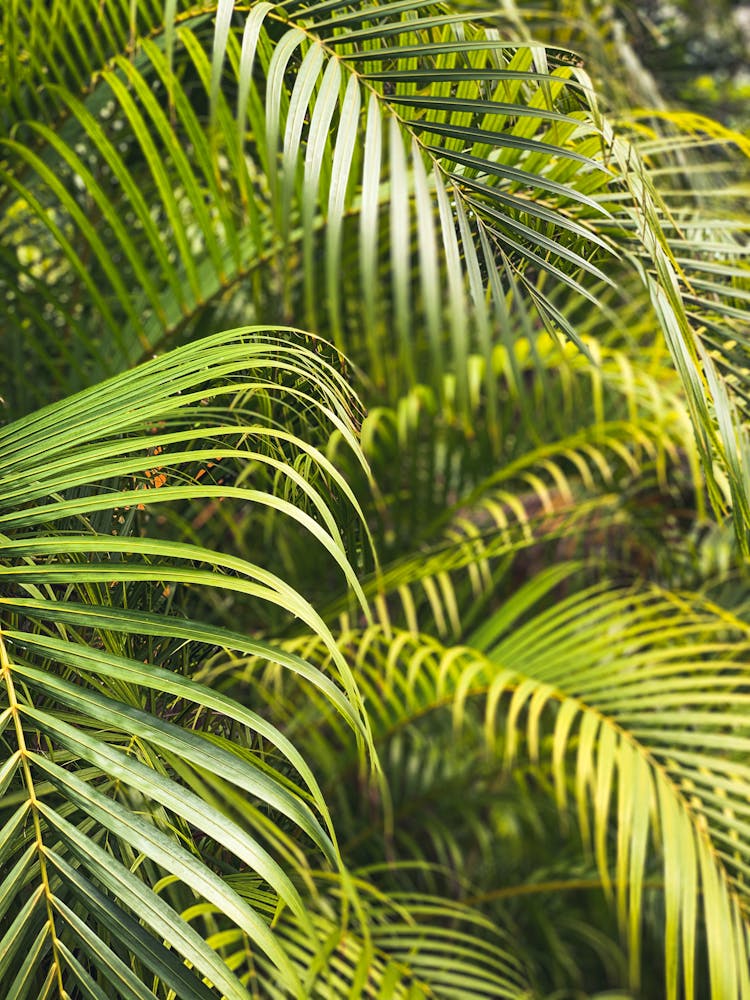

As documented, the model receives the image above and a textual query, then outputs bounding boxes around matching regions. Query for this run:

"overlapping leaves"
[3,1,750,997]
[0,329,375,1000]
[243,572,750,999]
[3,0,748,541]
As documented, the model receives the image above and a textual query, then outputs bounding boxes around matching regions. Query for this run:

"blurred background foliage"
[622,0,750,129]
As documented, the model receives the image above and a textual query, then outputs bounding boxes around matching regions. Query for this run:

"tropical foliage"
[1,0,749,997]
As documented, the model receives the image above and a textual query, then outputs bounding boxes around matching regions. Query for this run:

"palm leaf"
[323,329,703,639]
[4,0,748,540]
[239,572,750,997]
[0,327,374,999]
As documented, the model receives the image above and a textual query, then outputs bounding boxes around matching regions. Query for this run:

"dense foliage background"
[1,1,749,997]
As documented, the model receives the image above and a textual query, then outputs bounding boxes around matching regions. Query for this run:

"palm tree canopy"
[1,1,750,998]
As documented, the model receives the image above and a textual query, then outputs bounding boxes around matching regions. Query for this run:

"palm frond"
[0,327,375,999]
[4,2,750,996]
[322,330,704,639]
[234,573,750,998]
[4,0,747,537]
[189,869,536,998]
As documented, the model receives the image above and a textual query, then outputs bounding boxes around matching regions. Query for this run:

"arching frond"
[229,575,750,998]
[322,332,704,639]
[0,327,375,999]
[231,874,535,998]
[3,0,748,538]
[4,2,750,997]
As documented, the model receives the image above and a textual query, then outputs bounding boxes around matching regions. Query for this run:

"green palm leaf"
[242,573,750,998]
[4,0,748,539]
[0,327,374,999]
[4,2,750,996]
